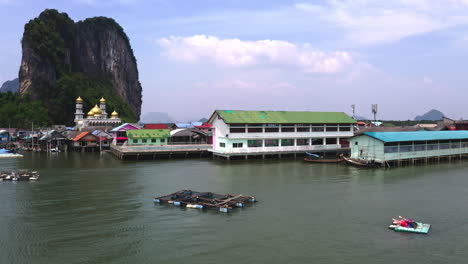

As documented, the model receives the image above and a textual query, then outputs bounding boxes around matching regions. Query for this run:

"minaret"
[99,97,107,117]
[75,96,84,121]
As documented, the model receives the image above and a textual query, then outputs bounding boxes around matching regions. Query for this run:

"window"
[355,142,358,145]
[233,143,243,148]
[265,127,279,132]
[151,139,156,143]
[326,138,337,145]
[265,124,279,132]
[230,127,245,133]
[247,125,263,133]
[384,146,399,153]
[427,143,438,151]
[439,143,450,150]
[326,126,338,132]
[311,138,323,145]
[399,145,413,152]
[296,127,310,132]
[219,142,226,148]
[265,139,279,147]
[160,138,165,143]
[133,139,138,144]
[248,140,263,147]
[311,126,324,132]
[281,139,294,146]
[281,126,295,132]
[296,138,309,146]
[414,145,426,151]
[339,126,351,131]
[451,141,461,149]
[142,139,147,143]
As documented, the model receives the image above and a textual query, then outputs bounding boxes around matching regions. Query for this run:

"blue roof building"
[349,131,468,163]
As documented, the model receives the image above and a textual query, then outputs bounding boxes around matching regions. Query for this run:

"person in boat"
[393,216,418,228]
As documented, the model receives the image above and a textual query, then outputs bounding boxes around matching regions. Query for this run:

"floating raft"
[389,222,431,234]
[153,190,257,213]
[0,170,40,181]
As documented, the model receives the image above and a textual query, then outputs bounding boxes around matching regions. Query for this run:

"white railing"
[112,144,212,153]
[212,144,342,154]
[225,132,353,139]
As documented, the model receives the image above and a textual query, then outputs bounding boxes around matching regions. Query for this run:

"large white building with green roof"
[207,110,356,159]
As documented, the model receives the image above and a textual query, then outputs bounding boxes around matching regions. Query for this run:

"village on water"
[2,96,468,169]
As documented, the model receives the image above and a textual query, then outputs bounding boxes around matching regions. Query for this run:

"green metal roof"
[363,131,468,143]
[215,110,356,124]
[126,129,170,139]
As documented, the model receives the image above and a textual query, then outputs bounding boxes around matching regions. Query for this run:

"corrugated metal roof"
[127,129,170,139]
[110,123,140,132]
[215,110,356,124]
[363,131,468,143]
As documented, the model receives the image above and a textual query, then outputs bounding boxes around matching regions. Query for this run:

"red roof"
[143,124,170,129]
[73,131,90,141]
[195,123,213,128]
[73,131,99,142]
[357,122,366,125]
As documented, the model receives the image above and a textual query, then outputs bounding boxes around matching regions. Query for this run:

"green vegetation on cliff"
[0,92,49,127]
[20,9,138,125]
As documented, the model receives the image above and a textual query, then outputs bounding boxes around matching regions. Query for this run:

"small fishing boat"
[343,156,380,168]
[304,153,344,163]
[0,148,23,158]
[389,222,431,234]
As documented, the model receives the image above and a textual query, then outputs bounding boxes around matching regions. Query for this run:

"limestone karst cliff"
[19,9,142,124]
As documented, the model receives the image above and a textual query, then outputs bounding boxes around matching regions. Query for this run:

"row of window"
[219,138,339,148]
[132,138,166,144]
[229,127,351,133]
[384,143,468,153]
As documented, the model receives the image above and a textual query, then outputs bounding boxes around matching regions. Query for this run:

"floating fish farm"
[153,190,257,213]
[0,170,40,181]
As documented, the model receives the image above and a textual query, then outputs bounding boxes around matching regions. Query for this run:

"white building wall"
[210,114,353,155]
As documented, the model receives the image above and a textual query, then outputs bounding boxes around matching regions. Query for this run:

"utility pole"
[351,104,356,119]
[371,104,378,121]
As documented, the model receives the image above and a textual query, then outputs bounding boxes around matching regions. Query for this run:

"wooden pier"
[153,190,257,213]
[110,144,212,160]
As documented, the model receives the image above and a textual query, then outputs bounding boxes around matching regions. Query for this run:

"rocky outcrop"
[0,78,19,93]
[19,9,142,124]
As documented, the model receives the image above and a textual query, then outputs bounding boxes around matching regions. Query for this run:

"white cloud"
[158,35,354,74]
[295,0,468,45]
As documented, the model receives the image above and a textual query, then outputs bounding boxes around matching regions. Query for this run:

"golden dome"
[111,110,119,117]
[76,96,83,103]
[91,104,102,115]
[99,97,106,103]
[87,110,94,116]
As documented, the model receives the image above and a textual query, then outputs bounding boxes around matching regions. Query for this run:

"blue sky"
[1,0,468,121]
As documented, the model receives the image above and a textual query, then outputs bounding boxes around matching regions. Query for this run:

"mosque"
[74,97,121,128]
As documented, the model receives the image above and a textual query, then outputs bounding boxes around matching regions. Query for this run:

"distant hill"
[140,112,175,123]
[0,78,19,93]
[415,109,444,121]
[198,118,208,123]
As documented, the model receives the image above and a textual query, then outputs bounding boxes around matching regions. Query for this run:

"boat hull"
[304,158,344,163]
[390,222,431,234]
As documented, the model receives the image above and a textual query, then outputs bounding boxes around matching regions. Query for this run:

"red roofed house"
[72,131,100,151]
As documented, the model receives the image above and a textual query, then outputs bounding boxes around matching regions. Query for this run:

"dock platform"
[111,144,212,160]
[153,189,257,213]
